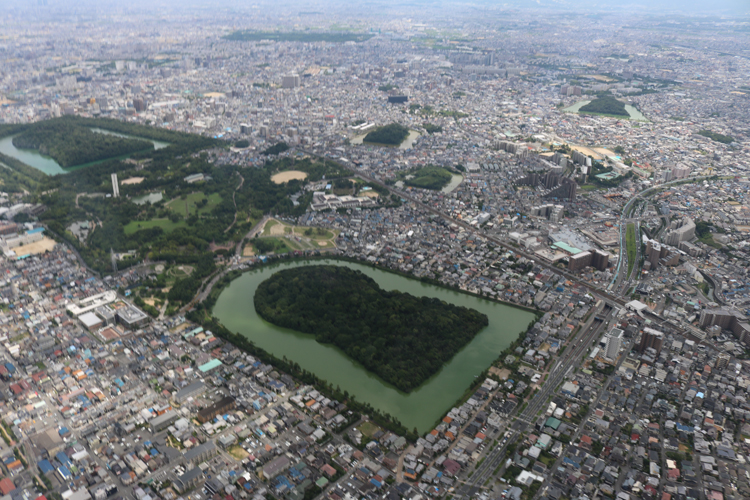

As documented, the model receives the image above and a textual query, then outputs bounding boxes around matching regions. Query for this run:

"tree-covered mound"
[12,119,154,167]
[698,130,734,144]
[400,165,454,190]
[579,97,629,117]
[254,265,489,392]
[363,123,409,146]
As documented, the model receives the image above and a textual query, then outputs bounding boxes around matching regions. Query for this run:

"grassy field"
[357,421,382,440]
[124,218,188,235]
[626,223,637,278]
[250,237,293,255]
[255,219,337,251]
[166,192,222,217]
[228,445,249,461]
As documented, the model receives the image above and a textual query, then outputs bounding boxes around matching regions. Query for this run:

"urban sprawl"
[0,5,750,500]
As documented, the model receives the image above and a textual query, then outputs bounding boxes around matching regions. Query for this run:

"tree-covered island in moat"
[12,119,154,168]
[254,265,489,392]
[578,97,630,117]
[362,123,410,146]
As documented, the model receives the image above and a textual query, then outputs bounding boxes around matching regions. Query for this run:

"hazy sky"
[1,0,748,16]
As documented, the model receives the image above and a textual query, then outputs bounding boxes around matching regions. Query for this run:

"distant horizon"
[0,0,748,16]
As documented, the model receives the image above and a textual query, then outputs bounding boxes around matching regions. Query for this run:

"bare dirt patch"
[271,170,308,184]
[13,237,57,256]
[270,223,286,236]
[489,366,512,380]
[209,242,234,252]
[121,177,145,185]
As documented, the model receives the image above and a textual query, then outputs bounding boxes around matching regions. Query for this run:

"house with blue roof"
[37,460,54,474]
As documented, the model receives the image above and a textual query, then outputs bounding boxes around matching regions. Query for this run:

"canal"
[213,259,536,433]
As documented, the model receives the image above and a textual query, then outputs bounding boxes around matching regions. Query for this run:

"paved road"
[235,214,270,258]
[531,333,635,499]
[609,175,712,292]
[224,172,245,234]
[455,302,613,499]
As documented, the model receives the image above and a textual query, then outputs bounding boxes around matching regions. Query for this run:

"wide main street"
[455,301,614,499]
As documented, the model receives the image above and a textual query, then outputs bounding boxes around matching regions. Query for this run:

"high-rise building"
[638,327,663,355]
[111,174,119,198]
[671,164,690,180]
[568,251,593,272]
[715,352,730,370]
[133,98,146,112]
[282,74,300,89]
[592,250,610,271]
[664,218,696,246]
[605,328,624,360]
[700,308,750,343]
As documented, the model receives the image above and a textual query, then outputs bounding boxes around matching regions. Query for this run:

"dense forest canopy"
[262,142,290,155]
[400,165,454,190]
[698,129,734,144]
[254,265,489,392]
[5,118,346,274]
[579,97,629,117]
[363,123,410,146]
[422,123,443,134]
[12,120,154,167]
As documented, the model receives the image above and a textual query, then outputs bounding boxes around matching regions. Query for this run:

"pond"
[441,173,463,193]
[213,260,536,432]
[0,128,169,175]
[132,192,164,205]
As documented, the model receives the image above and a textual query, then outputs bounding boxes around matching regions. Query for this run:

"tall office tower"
[111,174,120,198]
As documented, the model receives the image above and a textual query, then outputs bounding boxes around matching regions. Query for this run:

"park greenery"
[378,84,397,92]
[235,139,250,148]
[11,118,154,167]
[252,237,291,254]
[579,97,629,117]
[254,265,489,392]
[0,151,46,193]
[422,123,443,134]
[261,142,290,155]
[363,123,410,146]
[696,220,722,248]
[223,31,374,43]
[0,117,350,275]
[399,165,454,190]
[698,130,734,144]
[626,223,637,278]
